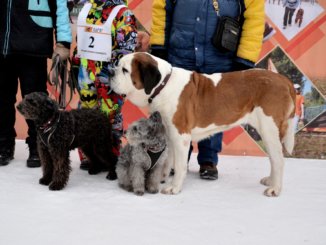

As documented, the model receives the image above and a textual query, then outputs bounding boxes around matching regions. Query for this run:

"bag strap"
[212,0,241,21]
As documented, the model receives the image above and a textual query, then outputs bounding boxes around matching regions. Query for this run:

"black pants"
[283,7,295,27]
[0,54,47,145]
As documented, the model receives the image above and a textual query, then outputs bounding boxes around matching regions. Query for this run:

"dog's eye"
[122,68,128,74]
[132,126,137,131]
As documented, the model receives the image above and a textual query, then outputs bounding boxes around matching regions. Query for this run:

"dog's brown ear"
[138,56,162,94]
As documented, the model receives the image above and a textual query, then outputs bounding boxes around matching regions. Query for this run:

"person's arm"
[235,0,265,68]
[282,0,286,7]
[51,0,72,61]
[150,0,175,60]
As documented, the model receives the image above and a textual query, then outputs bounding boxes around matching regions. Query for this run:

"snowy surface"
[265,1,324,40]
[0,140,326,245]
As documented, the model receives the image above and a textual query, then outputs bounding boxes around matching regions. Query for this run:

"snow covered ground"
[0,140,325,245]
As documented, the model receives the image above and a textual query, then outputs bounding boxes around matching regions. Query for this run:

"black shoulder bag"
[211,0,241,53]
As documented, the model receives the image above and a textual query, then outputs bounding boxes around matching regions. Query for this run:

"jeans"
[189,132,223,166]
[0,54,48,144]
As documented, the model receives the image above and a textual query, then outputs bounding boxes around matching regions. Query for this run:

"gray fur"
[116,111,168,196]
[17,92,117,191]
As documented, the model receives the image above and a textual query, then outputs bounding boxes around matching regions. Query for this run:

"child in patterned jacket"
[72,0,138,171]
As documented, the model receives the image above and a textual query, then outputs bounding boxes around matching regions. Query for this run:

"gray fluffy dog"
[17,92,117,191]
[116,111,169,196]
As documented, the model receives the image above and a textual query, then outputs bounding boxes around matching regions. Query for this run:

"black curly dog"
[17,92,117,190]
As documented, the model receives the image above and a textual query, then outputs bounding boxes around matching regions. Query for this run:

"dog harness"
[142,143,166,171]
[38,113,75,147]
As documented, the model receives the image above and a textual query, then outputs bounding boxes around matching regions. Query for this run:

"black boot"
[0,145,15,166]
[26,138,41,168]
[199,162,218,180]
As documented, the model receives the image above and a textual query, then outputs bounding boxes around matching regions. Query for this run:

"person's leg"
[77,67,98,170]
[18,55,48,167]
[293,115,299,131]
[197,132,223,180]
[288,8,295,25]
[283,7,290,28]
[0,55,18,166]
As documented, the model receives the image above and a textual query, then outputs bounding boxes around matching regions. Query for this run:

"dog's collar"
[148,68,172,104]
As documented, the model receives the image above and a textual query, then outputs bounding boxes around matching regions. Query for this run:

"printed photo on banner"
[244,45,326,159]
[265,0,324,40]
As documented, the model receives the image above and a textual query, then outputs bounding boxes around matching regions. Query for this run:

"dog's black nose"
[16,103,22,111]
[108,68,115,77]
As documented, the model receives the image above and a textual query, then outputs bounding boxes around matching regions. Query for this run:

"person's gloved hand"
[151,48,168,61]
[52,43,70,62]
[233,61,252,71]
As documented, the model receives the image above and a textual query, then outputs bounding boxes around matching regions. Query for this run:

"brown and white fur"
[110,52,296,197]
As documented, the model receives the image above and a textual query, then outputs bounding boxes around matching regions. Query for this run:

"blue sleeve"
[55,0,72,44]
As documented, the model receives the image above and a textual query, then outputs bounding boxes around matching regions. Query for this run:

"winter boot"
[26,138,41,168]
[0,145,15,166]
[199,162,218,180]
[78,148,90,171]
[0,139,15,166]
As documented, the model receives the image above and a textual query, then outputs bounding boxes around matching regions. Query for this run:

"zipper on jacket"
[3,0,13,56]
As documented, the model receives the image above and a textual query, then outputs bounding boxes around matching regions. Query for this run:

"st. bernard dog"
[110,52,296,197]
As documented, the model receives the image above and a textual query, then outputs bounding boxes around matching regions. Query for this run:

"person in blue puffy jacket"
[138,0,265,180]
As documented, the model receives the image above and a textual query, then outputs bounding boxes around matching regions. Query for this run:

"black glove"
[233,61,252,71]
[151,48,168,61]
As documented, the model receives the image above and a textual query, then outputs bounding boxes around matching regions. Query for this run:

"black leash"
[47,55,79,110]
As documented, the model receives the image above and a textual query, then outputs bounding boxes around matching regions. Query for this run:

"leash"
[47,55,80,110]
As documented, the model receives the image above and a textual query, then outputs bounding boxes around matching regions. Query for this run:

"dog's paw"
[134,190,145,196]
[88,168,101,175]
[161,185,181,195]
[147,187,159,194]
[260,176,272,186]
[49,182,65,191]
[39,177,51,186]
[120,184,133,192]
[106,172,117,180]
[264,186,281,197]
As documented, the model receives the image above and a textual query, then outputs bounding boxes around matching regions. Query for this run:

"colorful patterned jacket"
[0,0,72,57]
[72,0,137,155]
[150,0,265,73]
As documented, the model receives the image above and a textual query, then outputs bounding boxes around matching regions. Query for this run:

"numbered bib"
[77,3,125,61]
